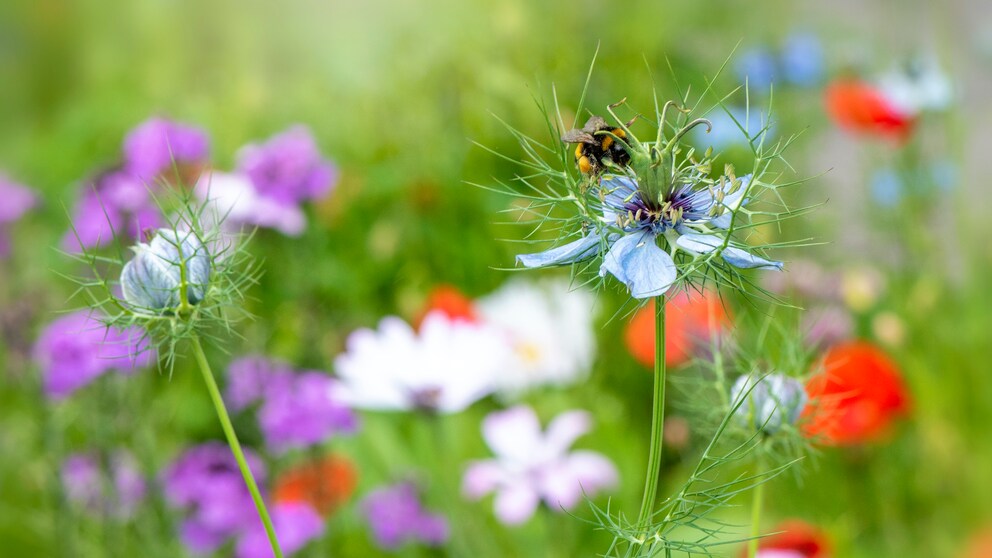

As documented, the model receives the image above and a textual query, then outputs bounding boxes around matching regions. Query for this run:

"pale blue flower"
[516,174,782,299]
[870,168,903,207]
[691,107,774,153]
[121,229,211,310]
[730,373,807,434]
[781,33,824,87]
[735,48,778,92]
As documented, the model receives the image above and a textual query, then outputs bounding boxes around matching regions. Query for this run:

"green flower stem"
[636,294,666,529]
[191,335,283,558]
[747,462,766,558]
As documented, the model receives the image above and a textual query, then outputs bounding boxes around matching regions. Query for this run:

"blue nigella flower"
[735,48,778,92]
[870,168,903,208]
[516,174,783,299]
[780,33,825,87]
[692,107,775,153]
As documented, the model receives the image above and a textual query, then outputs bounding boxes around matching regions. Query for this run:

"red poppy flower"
[742,519,831,558]
[803,341,911,445]
[624,290,731,368]
[272,455,358,516]
[413,284,478,328]
[824,79,915,140]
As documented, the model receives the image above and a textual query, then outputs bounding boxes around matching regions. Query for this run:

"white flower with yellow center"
[477,279,596,396]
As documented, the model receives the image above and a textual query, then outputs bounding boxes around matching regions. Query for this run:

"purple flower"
[34,311,154,400]
[235,502,324,558]
[362,483,449,550]
[258,372,358,453]
[62,451,147,519]
[226,356,358,453]
[462,406,618,525]
[236,125,337,206]
[225,356,295,412]
[62,172,165,252]
[123,118,209,180]
[194,171,307,237]
[162,443,266,553]
[0,173,38,258]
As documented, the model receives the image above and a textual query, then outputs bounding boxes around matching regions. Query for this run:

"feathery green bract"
[60,187,261,374]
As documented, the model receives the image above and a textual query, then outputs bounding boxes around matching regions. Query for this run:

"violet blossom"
[63,117,208,252]
[194,126,337,237]
[122,117,209,180]
[33,311,154,400]
[234,502,324,558]
[0,173,37,258]
[62,451,147,519]
[225,356,358,453]
[362,483,449,550]
[162,443,267,553]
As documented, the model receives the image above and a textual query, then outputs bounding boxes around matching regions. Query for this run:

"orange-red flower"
[624,290,731,368]
[963,526,992,558]
[272,455,358,516]
[803,341,910,445]
[824,79,915,140]
[413,285,478,329]
[743,519,831,558]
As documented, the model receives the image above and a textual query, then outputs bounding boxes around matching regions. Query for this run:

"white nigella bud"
[730,373,807,435]
[121,229,211,311]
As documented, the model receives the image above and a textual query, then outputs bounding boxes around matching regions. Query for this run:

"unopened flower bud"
[121,229,210,310]
[730,373,807,435]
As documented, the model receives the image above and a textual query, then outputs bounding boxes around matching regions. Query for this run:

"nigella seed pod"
[730,373,808,435]
[121,229,211,311]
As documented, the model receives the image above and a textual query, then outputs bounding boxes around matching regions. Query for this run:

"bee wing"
[582,115,608,132]
[561,129,596,144]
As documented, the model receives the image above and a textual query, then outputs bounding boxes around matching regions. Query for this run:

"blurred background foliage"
[2,0,992,557]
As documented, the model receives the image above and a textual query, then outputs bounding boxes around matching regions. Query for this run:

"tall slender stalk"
[636,295,667,529]
[747,469,765,558]
[191,335,283,558]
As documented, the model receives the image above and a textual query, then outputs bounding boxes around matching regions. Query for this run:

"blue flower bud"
[729,373,807,435]
[121,229,211,311]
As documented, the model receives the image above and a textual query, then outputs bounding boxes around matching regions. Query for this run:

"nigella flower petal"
[516,232,600,268]
[676,233,783,270]
[601,175,638,203]
[121,248,180,309]
[599,231,676,299]
[708,213,733,229]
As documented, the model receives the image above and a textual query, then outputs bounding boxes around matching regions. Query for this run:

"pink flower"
[0,173,38,258]
[122,117,209,180]
[463,406,618,525]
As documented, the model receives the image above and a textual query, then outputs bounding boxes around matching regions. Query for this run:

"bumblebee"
[561,116,631,174]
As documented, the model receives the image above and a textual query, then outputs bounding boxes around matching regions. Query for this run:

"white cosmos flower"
[476,279,596,396]
[333,312,512,413]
